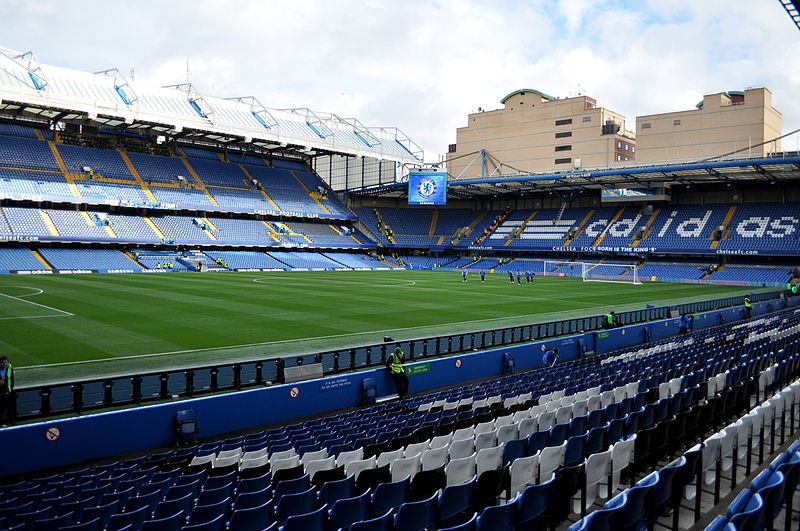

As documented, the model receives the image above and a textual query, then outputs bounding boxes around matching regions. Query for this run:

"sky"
[1,0,799,163]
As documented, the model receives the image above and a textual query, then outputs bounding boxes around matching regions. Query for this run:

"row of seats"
[567,337,800,530]
[1,310,798,529]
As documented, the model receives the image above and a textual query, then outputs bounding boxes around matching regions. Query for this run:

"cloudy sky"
[1,0,799,162]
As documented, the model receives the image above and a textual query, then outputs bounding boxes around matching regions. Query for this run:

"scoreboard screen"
[408,172,447,205]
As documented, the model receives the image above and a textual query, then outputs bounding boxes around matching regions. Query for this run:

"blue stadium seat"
[371,476,410,517]
[440,511,477,531]
[475,497,516,531]
[438,476,477,528]
[181,512,225,531]
[58,517,103,531]
[282,504,329,531]
[105,505,149,531]
[329,490,371,530]
[516,475,555,529]
[349,508,394,531]
[227,500,273,531]
[395,492,438,531]
[274,486,317,525]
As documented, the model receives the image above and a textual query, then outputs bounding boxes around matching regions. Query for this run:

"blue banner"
[408,172,447,205]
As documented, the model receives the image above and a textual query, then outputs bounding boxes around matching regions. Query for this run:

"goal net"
[581,262,641,284]
[542,261,583,277]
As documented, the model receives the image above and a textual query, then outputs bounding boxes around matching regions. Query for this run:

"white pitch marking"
[0,291,74,317]
[252,277,417,287]
[9,287,44,298]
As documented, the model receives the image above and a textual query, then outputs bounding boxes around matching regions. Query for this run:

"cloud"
[0,0,797,162]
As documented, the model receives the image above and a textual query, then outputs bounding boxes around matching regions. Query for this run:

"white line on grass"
[252,277,417,287]
[0,287,46,298]
[0,291,73,319]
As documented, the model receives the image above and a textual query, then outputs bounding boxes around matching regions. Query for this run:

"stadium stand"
[57,144,136,180]
[0,136,59,171]
[0,169,73,197]
[38,249,139,270]
[267,251,346,270]
[128,152,196,185]
[3,305,800,530]
[0,248,49,271]
[203,250,290,270]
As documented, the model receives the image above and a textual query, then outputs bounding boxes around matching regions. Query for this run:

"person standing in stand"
[0,356,14,428]
[744,295,753,318]
[679,313,692,334]
[386,347,409,399]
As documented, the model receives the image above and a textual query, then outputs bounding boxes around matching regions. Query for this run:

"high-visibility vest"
[793,285,799,294]
[1,363,11,392]
[744,297,752,309]
[389,352,404,374]
[606,314,614,325]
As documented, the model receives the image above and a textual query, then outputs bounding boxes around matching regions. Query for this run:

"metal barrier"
[10,290,782,422]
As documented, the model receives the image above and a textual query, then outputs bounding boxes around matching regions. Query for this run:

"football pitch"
[0,270,760,386]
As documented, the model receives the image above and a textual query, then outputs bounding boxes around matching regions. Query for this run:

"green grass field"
[0,271,760,386]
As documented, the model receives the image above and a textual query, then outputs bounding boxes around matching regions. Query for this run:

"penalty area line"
[0,291,73,318]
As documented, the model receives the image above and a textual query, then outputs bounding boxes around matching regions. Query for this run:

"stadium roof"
[0,45,422,163]
[347,155,800,199]
[779,0,800,30]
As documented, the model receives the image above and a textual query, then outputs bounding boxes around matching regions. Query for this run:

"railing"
[9,290,783,422]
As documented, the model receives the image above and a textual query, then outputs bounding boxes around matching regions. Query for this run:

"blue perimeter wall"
[2,296,798,478]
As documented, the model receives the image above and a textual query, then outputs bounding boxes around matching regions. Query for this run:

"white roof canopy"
[0,45,422,163]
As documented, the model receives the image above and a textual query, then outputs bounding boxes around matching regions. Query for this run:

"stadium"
[1,2,800,530]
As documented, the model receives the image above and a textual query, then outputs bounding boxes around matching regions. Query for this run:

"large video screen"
[408,172,447,205]
[601,186,670,203]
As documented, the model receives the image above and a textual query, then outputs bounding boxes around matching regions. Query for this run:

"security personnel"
[792,283,799,296]
[744,295,753,318]
[603,311,617,329]
[386,347,409,399]
[0,356,14,427]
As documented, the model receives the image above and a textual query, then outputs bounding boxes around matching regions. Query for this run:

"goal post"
[581,262,641,284]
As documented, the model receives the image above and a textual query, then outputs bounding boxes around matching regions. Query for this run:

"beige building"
[446,89,636,179]
[635,88,782,163]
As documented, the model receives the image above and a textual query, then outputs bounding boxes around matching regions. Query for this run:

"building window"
[617,155,622,161]
[555,145,572,152]
[582,116,591,122]
[617,142,622,148]
[555,131,572,138]
[555,118,573,126]
[624,144,629,150]
[554,157,572,164]
[632,146,635,152]
[641,123,651,129]
[673,119,681,125]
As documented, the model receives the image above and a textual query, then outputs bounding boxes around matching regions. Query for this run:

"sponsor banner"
[103,270,136,274]
[57,270,94,274]
[141,269,168,273]
[16,270,54,275]
[406,363,432,376]
[0,234,40,242]
[0,193,355,221]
